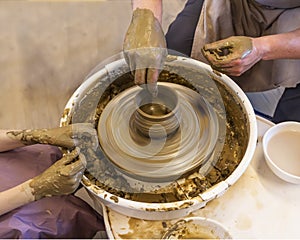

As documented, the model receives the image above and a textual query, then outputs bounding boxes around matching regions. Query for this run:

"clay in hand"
[29,147,86,200]
[6,123,98,150]
[202,36,257,76]
[123,8,167,95]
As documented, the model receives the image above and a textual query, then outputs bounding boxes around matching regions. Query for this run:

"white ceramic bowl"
[263,121,300,184]
[162,216,232,239]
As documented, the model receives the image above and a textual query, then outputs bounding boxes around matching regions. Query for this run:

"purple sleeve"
[0,144,105,238]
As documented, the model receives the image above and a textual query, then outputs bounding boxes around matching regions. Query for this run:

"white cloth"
[191,0,300,92]
[246,87,285,117]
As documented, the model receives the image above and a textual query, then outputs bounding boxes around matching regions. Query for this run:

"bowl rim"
[262,121,300,183]
[162,216,232,239]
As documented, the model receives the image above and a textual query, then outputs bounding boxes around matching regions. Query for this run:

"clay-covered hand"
[30,147,86,200]
[202,36,261,76]
[123,8,167,95]
[6,123,98,150]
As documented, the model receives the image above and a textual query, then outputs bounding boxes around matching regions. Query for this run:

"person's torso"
[254,0,300,8]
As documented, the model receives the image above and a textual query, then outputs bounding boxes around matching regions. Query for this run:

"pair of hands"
[7,123,97,200]
[123,8,261,81]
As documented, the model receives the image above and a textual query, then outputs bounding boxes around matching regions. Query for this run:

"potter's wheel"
[62,55,257,219]
[98,82,219,181]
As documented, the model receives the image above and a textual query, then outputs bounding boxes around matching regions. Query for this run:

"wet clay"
[161,219,220,239]
[123,8,166,53]
[62,63,249,203]
[202,36,253,66]
[123,8,167,93]
[29,148,86,200]
[123,8,167,69]
[97,82,218,182]
[7,123,98,150]
[6,129,49,146]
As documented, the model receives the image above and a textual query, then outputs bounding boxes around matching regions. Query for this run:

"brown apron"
[191,0,300,92]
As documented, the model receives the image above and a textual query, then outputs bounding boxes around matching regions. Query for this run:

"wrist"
[132,8,158,26]
[132,0,162,23]
[252,37,269,60]
[23,179,35,201]
[30,174,49,200]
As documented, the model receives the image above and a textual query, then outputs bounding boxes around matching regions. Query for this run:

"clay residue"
[119,217,169,239]
[64,67,249,203]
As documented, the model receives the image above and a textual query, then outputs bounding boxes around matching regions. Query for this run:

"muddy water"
[267,131,300,176]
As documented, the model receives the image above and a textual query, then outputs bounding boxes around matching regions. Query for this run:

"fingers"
[134,68,147,85]
[55,152,86,194]
[202,40,231,61]
[70,123,98,149]
[62,171,84,195]
[146,68,159,97]
[203,39,230,52]
[134,68,159,97]
[124,46,166,95]
[59,152,86,177]
[71,153,87,175]
[202,37,249,66]
[211,59,254,76]
[202,47,236,66]
[60,147,80,165]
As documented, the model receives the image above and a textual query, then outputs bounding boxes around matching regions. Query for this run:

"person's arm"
[0,148,86,216]
[255,28,300,60]
[0,123,98,153]
[0,130,26,152]
[202,28,300,76]
[0,180,34,215]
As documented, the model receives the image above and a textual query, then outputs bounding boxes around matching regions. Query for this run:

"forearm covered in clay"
[3,123,98,152]
[0,130,26,152]
[132,0,162,23]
